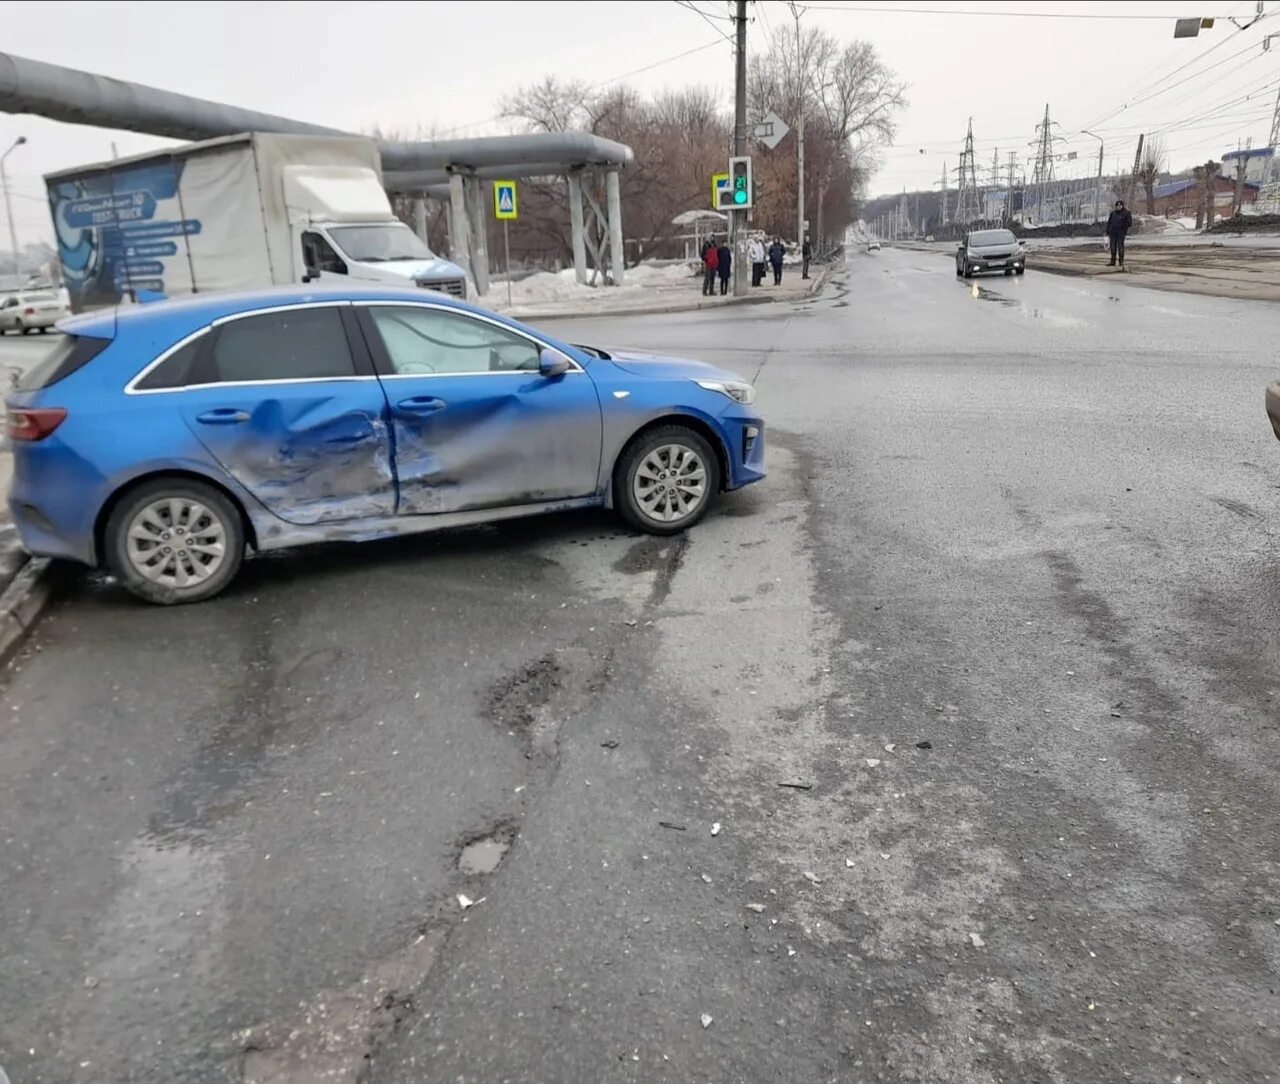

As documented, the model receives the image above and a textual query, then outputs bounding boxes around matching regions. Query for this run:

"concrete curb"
[0,556,58,669]
[503,265,835,322]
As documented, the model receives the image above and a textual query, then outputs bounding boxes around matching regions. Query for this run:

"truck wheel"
[105,477,245,605]
[615,426,720,536]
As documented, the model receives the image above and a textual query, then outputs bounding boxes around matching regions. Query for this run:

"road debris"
[700,1013,713,1029]
[969,932,986,948]
[659,821,687,831]
[916,740,932,750]
[711,822,722,836]
[865,758,881,768]
[803,871,822,884]
[601,738,620,749]
[777,780,814,791]
[458,894,486,910]
[701,873,713,884]
[845,858,855,868]
[746,903,766,913]
[787,946,796,957]
[884,743,896,752]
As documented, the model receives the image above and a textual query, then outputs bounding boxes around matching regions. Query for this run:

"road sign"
[753,111,790,151]
[711,171,730,209]
[493,180,518,220]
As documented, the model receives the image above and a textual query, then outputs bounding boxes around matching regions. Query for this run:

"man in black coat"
[1105,200,1133,269]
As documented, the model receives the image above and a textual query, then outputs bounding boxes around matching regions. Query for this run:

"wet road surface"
[2,249,1279,1082]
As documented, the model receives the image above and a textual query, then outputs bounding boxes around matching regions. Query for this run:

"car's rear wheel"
[1015,266,1025,275]
[615,425,720,536]
[1004,268,1013,276]
[105,477,245,605]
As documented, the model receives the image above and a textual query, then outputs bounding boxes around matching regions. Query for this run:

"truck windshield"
[328,224,434,263]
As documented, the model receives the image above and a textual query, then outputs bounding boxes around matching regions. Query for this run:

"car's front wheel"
[1015,266,1025,275]
[962,265,973,278]
[615,425,720,536]
[105,477,245,604]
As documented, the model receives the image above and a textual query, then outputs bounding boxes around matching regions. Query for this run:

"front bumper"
[970,256,1024,272]
[1266,382,1280,440]
[720,411,766,490]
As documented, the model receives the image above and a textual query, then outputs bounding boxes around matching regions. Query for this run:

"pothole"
[458,836,510,875]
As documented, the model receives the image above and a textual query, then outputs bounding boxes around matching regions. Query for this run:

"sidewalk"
[491,262,831,321]
[1029,242,1280,301]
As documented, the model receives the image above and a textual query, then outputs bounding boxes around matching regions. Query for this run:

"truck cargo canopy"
[283,166,396,225]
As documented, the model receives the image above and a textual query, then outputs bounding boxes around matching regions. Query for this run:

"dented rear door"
[355,303,602,515]
[175,304,395,526]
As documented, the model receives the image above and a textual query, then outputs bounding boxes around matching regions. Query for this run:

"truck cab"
[285,166,467,299]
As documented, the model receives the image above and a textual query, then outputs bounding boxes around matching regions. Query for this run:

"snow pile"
[492,261,698,313]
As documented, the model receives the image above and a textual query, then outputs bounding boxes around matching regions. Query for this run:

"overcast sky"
[1,0,1275,244]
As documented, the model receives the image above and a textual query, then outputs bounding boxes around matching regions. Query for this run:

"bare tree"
[1137,134,1166,215]
[1202,159,1221,228]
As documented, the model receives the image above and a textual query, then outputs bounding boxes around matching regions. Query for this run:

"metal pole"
[504,219,512,308]
[792,2,805,251]
[605,168,625,287]
[464,176,490,296]
[412,196,428,242]
[1,136,25,290]
[567,171,587,285]
[732,0,748,297]
[447,171,471,282]
[1082,130,1103,223]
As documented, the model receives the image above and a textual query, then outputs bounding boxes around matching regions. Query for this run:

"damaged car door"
[354,303,602,515]
[170,304,395,525]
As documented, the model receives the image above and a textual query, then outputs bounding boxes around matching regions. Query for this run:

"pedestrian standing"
[768,237,785,286]
[716,239,732,296]
[702,239,719,296]
[801,236,812,279]
[748,236,766,287]
[1105,200,1132,269]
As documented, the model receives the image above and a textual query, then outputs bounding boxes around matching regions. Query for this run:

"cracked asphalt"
[2,248,1280,1083]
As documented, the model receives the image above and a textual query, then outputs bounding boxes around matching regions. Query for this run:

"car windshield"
[969,230,1016,247]
[328,224,434,263]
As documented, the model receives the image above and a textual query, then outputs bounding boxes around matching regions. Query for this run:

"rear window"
[134,336,205,391]
[17,335,111,391]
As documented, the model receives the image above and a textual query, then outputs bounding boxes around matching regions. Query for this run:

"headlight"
[696,379,755,405]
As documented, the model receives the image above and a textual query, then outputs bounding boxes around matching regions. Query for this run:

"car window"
[209,307,355,384]
[302,231,346,275]
[21,293,56,303]
[368,306,542,376]
[18,334,112,390]
[134,336,206,391]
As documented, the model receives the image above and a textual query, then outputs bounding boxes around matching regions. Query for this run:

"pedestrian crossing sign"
[494,180,518,220]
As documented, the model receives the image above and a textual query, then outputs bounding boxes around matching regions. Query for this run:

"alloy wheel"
[632,443,708,524]
[125,497,228,588]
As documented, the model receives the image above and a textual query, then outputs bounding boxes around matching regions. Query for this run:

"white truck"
[45,132,467,312]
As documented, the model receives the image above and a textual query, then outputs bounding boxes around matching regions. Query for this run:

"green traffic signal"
[734,189,747,205]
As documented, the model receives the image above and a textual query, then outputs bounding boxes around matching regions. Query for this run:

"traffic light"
[716,157,752,210]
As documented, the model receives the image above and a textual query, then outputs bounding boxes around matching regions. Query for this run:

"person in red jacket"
[702,239,719,296]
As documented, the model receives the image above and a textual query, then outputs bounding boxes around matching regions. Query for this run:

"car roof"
[61,284,489,339]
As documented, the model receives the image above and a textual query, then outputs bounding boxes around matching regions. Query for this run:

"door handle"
[396,395,447,414]
[195,408,250,425]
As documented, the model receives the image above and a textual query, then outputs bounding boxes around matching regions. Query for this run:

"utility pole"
[732,0,748,295]
[938,161,948,225]
[1,136,26,290]
[955,118,980,224]
[1005,152,1018,224]
[1082,130,1103,222]
[789,1,806,250]
[1030,104,1061,224]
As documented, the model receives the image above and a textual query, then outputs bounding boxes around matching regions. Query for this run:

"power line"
[801,3,1237,19]
[674,0,736,41]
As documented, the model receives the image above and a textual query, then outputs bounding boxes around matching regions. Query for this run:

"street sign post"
[493,180,518,306]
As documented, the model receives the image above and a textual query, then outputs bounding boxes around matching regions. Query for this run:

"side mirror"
[539,348,572,378]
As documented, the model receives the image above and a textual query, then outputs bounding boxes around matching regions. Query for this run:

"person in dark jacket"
[801,236,812,279]
[702,239,719,296]
[768,238,785,285]
[716,240,732,295]
[1105,200,1132,268]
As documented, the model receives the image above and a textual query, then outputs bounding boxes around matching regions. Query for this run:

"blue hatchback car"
[6,286,765,604]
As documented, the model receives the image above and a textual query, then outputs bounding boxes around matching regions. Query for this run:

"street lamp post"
[1082,130,1104,223]
[1,136,28,289]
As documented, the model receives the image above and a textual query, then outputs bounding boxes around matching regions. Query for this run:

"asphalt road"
[2,251,1280,1083]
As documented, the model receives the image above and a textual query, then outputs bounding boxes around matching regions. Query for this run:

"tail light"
[7,408,67,442]
[22,307,35,316]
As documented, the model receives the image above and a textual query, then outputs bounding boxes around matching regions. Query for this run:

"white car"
[0,291,68,335]
[867,241,882,252]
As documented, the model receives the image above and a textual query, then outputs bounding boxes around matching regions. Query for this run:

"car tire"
[19,326,31,335]
[614,425,721,537]
[38,326,48,333]
[105,477,245,605]
[1004,269,1013,276]
[955,263,963,277]
[1015,267,1025,276]
[962,265,973,278]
